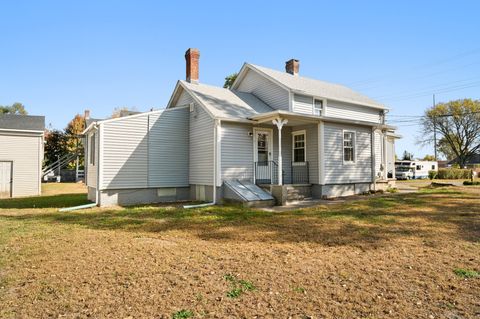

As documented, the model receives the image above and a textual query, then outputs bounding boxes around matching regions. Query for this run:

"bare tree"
[421,99,480,167]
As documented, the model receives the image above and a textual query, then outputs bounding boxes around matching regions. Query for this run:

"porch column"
[272,118,288,185]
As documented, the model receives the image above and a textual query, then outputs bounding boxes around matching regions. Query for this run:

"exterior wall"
[87,186,96,202]
[291,124,318,184]
[189,104,215,186]
[327,100,382,124]
[237,69,290,110]
[293,94,314,114]
[0,132,43,197]
[102,115,149,189]
[148,109,189,187]
[221,122,254,181]
[86,130,98,188]
[323,123,372,184]
[386,137,395,178]
[99,187,190,206]
[175,89,195,106]
[271,125,292,184]
[321,183,371,198]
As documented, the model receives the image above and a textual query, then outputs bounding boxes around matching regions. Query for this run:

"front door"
[254,129,273,184]
[0,161,12,198]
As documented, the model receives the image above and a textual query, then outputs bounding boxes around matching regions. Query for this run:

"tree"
[402,150,414,160]
[111,106,137,118]
[422,155,436,161]
[0,102,27,115]
[223,73,238,89]
[421,99,480,167]
[64,114,86,168]
[437,136,457,161]
[44,129,68,166]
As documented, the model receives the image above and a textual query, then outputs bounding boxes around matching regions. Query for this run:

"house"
[0,114,45,198]
[448,150,480,168]
[83,48,398,206]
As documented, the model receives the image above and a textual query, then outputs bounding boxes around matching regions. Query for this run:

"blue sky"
[1,1,479,158]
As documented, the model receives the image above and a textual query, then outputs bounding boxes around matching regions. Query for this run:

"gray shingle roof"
[246,63,386,109]
[0,114,45,131]
[180,80,274,119]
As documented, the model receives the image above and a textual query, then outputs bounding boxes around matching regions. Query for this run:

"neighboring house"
[0,114,45,198]
[83,48,398,206]
[448,151,480,168]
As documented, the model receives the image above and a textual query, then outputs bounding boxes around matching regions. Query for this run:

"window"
[343,131,355,163]
[314,99,323,116]
[431,165,436,170]
[90,134,96,165]
[292,131,306,162]
[416,165,421,170]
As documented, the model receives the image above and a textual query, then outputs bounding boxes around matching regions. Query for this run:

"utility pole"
[433,94,437,161]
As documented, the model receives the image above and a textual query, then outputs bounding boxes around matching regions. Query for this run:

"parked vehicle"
[395,160,438,179]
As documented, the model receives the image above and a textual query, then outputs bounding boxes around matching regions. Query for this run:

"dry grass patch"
[0,186,479,318]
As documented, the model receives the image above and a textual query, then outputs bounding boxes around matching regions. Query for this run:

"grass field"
[0,183,479,318]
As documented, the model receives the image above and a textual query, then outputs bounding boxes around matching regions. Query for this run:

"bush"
[428,170,438,180]
[436,168,472,179]
[463,180,480,186]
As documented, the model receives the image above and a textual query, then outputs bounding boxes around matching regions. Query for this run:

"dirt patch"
[0,187,479,318]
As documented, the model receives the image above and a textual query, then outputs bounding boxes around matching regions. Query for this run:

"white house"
[83,48,397,206]
[0,114,45,198]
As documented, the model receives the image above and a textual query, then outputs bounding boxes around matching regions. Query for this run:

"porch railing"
[291,161,309,184]
[255,161,310,184]
[254,161,282,185]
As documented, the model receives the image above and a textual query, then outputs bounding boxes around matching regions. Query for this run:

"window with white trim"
[292,131,306,163]
[343,131,355,163]
[314,99,323,116]
[90,134,96,165]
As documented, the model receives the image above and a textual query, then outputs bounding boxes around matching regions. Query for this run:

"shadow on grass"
[0,193,89,209]
[0,188,478,247]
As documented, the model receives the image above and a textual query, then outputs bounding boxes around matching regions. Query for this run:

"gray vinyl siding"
[148,108,189,187]
[324,123,372,184]
[0,132,42,197]
[237,69,290,110]
[374,131,382,177]
[327,100,382,123]
[293,94,313,115]
[100,108,190,189]
[291,124,318,184]
[190,104,215,185]
[175,89,195,106]
[102,116,149,189]
[271,126,292,184]
[86,131,98,188]
[221,122,254,181]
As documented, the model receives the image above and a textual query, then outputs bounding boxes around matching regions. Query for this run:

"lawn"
[0,184,479,318]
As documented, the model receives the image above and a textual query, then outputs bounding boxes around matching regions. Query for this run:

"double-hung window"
[314,99,323,116]
[293,131,306,163]
[343,131,355,163]
[90,134,96,165]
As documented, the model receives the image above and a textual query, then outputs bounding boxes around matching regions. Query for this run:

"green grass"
[453,268,480,278]
[0,193,88,209]
[172,309,194,319]
[223,274,256,298]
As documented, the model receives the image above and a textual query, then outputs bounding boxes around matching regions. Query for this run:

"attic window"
[314,99,323,116]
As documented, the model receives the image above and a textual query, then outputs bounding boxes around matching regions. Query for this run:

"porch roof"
[248,110,396,130]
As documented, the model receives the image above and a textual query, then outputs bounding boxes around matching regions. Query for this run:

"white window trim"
[313,97,327,116]
[342,130,356,165]
[292,129,307,163]
[253,127,273,163]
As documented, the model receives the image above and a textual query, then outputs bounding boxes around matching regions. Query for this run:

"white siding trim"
[318,122,325,184]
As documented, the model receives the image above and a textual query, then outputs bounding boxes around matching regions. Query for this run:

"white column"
[272,118,288,185]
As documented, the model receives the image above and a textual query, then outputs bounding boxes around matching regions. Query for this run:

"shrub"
[428,170,438,180]
[436,168,472,179]
[463,180,480,186]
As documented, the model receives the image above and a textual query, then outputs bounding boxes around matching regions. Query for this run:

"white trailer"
[395,160,438,179]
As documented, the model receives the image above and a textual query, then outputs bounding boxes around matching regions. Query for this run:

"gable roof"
[172,80,274,120]
[0,114,45,132]
[235,63,386,110]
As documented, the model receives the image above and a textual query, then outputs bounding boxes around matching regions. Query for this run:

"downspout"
[95,124,101,206]
[184,119,219,209]
[371,127,377,192]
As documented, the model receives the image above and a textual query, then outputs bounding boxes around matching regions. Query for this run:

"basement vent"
[157,188,176,197]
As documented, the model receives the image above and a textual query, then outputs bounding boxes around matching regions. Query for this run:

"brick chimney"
[185,48,200,83]
[285,59,299,76]
[84,109,90,120]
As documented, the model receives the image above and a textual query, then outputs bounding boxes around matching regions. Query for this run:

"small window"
[416,165,421,170]
[292,131,306,162]
[90,134,96,165]
[314,99,323,116]
[431,165,435,170]
[343,131,355,163]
